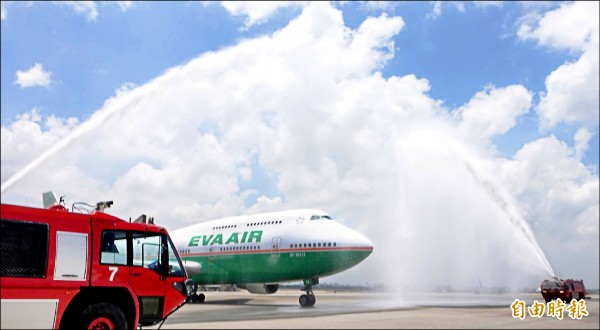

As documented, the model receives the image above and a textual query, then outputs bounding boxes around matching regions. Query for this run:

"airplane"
[169,209,374,307]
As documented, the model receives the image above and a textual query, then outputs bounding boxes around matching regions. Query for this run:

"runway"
[156,290,599,329]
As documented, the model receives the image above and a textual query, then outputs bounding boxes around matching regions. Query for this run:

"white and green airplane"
[170,209,374,307]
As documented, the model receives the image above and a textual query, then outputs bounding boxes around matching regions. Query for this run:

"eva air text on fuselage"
[188,230,263,247]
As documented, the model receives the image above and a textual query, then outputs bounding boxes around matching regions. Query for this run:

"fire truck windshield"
[166,237,185,277]
[541,279,562,290]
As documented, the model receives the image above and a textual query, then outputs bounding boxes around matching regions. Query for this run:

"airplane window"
[333,243,337,247]
[328,243,331,247]
[322,215,331,220]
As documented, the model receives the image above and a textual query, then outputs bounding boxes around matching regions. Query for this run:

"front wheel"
[77,302,128,330]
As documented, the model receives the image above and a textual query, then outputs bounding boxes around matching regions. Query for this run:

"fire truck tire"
[78,302,128,330]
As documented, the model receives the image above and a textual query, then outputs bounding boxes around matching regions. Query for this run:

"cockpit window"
[310,215,332,220]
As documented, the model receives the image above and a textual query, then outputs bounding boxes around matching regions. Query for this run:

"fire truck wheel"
[78,302,128,330]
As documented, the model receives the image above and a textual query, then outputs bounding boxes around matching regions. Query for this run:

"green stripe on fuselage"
[183,249,371,284]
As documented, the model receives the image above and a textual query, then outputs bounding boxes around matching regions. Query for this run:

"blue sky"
[1,2,598,289]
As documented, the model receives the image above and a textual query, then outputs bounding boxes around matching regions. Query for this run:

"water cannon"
[95,201,114,212]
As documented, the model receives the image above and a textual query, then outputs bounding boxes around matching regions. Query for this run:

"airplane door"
[271,237,281,256]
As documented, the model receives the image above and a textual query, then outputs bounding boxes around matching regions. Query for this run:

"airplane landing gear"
[299,277,319,307]
[190,292,205,303]
[299,291,316,307]
[188,284,206,303]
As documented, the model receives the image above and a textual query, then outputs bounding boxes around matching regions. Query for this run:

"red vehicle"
[0,194,190,329]
[540,277,587,302]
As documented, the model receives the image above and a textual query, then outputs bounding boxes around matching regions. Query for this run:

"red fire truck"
[540,277,587,302]
[0,194,190,329]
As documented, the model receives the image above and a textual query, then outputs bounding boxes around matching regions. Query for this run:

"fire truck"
[540,277,587,302]
[0,193,190,329]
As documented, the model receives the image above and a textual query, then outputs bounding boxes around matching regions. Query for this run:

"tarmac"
[156,289,599,329]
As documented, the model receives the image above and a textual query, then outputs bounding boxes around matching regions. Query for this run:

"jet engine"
[239,283,279,294]
[182,260,202,277]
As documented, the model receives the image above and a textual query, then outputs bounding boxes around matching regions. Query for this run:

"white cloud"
[1,108,79,185]
[14,63,52,88]
[427,1,465,19]
[427,1,442,19]
[220,1,309,29]
[55,1,99,22]
[116,1,133,12]
[517,1,599,130]
[2,2,596,290]
[574,127,593,162]
[455,84,532,140]
[517,1,599,52]
[537,47,599,130]
[473,1,503,8]
[114,82,138,97]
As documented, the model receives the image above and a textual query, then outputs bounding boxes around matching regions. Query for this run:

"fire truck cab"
[0,196,190,329]
[540,277,587,303]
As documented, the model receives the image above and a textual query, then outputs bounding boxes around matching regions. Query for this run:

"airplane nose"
[357,232,374,253]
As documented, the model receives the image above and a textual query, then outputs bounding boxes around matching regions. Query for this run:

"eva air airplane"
[170,209,374,307]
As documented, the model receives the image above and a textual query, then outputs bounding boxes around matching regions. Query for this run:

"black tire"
[308,294,316,307]
[299,294,309,307]
[77,302,128,330]
[190,293,206,303]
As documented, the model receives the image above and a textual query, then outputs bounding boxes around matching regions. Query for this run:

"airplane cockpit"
[309,215,332,220]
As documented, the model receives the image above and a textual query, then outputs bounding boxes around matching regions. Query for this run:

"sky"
[1,1,598,290]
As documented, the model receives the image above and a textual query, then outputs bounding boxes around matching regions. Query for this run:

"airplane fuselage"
[170,209,373,285]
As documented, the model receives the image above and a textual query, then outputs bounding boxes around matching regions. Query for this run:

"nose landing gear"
[299,277,319,307]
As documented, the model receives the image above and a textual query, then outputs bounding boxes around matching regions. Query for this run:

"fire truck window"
[0,220,48,278]
[100,231,127,265]
[132,233,162,269]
